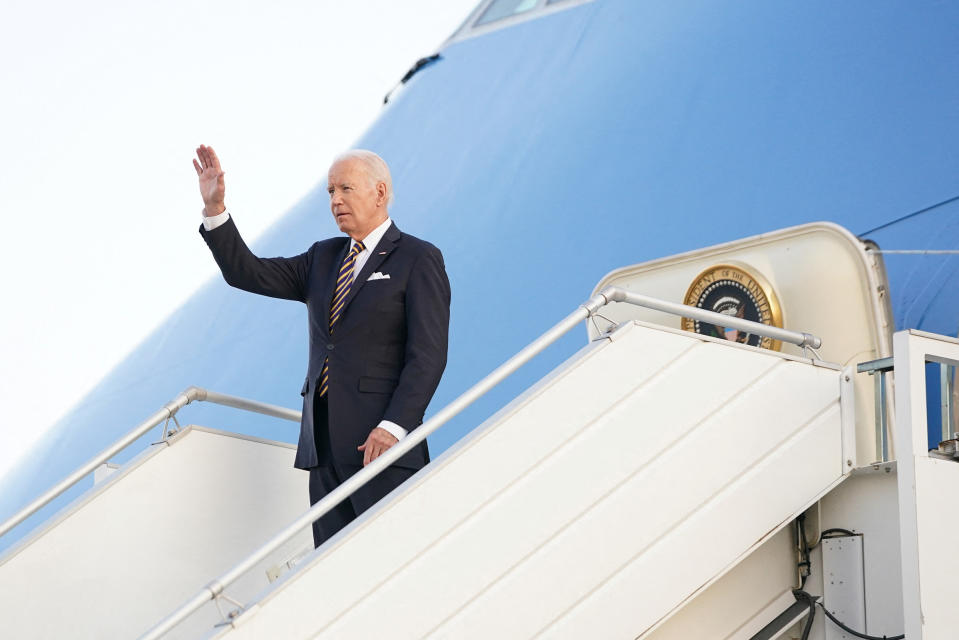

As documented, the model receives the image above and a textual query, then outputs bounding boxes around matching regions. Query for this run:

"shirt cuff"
[202,210,231,231]
[377,420,408,441]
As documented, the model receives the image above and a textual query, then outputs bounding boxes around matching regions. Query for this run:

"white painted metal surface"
[894,330,959,640]
[643,527,799,640]
[210,321,847,640]
[0,386,300,543]
[812,464,904,640]
[655,454,906,640]
[592,222,892,465]
[822,536,866,640]
[0,427,312,640]
[647,453,909,640]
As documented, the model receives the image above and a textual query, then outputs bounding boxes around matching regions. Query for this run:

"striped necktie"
[318,240,365,397]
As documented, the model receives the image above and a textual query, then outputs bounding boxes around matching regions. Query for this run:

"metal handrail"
[0,387,300,540]
[139,286,822,639]
[603,288,822,350]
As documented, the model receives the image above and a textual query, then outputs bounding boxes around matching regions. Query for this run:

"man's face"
[327,158,387,241]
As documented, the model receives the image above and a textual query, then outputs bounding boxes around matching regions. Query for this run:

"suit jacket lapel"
[337,222,400,321]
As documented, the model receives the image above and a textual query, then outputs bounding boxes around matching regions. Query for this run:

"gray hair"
[332,149,394,206]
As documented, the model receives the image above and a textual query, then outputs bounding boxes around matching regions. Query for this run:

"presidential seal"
[681,263,783,351]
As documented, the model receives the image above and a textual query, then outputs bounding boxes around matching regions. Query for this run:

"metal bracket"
[857,357,894,462]
[840,367,857,471]
[802,344,823,362]
[588,311,618,338]
[159,414,182,441]
[939,362,957,445]
[212,592,246,627]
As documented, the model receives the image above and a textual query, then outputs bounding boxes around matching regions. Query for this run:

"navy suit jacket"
[200,217,450,471]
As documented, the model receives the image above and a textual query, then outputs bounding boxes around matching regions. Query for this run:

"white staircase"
[0,427,313,640]
[211,321,850,639]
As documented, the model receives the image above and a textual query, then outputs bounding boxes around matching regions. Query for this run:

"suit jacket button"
[327,343,335,350]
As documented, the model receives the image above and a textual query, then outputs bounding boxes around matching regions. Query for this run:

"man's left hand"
[358,427,399,466]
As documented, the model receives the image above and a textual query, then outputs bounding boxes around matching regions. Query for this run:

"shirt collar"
[352,217,392,254]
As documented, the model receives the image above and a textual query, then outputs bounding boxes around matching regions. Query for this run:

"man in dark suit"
[193,145,450,547]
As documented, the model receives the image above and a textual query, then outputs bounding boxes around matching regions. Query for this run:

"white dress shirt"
[202,211,408,441]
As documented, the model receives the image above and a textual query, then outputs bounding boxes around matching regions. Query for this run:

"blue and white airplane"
[1,1,956,638]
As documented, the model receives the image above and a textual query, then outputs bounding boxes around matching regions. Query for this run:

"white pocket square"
[368,272,391,281]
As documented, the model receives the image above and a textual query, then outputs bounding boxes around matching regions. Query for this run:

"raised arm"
[193,144,308,302]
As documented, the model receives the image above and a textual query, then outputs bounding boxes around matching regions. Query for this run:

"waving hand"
[193,144,226,216]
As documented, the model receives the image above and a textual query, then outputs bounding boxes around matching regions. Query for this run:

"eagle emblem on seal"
[681,263,783,351]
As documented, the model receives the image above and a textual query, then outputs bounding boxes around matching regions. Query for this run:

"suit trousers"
[309,394,417,548]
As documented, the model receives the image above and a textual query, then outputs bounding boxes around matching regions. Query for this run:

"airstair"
[206,319,849,640]
[0,420,314,640]
[0,285,849,640]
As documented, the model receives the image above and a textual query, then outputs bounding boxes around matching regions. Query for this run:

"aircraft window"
[449,0,594,43]
[476,0,539,26]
